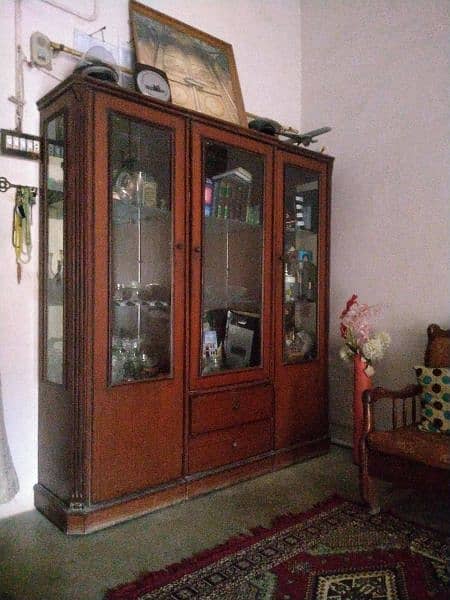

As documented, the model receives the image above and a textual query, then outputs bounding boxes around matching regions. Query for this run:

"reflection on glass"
[46,115,65,384]
[201,140,264,375]
[109,114,172,384]
[283,165,319,363]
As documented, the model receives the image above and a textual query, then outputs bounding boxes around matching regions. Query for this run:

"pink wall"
[301,0,450,442]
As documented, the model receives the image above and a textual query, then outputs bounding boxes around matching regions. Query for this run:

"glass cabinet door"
[201,141,265,376]
[201,141,264,376]
[109,114,173,385]
[282,165,320,363]
[44,113,65,384]
[190,123,273,388]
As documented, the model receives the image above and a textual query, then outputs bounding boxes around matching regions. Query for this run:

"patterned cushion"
[367,425,450,469]
[414,366,450,434]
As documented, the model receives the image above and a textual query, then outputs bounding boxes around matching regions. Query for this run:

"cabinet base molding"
[186,455,274,498]
[273,437,330,470]
[34,482,188,535]
[34,439,329,535]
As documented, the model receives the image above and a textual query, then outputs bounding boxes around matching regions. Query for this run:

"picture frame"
[129,1,247,126]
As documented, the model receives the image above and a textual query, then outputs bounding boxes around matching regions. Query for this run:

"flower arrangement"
[339,294,390,376]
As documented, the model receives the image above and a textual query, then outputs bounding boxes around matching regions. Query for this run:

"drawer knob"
[232,401,240,411]
[232,441,238,448]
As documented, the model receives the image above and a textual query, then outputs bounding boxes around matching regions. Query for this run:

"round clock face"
[136,69,171,101]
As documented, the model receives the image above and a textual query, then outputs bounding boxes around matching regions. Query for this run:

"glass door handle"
[174,242,184,250]
[193,246,201,253]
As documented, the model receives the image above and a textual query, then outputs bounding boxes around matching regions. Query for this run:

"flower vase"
[353,354,372,465]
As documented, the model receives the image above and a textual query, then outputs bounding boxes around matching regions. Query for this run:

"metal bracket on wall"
[0,176,37,196]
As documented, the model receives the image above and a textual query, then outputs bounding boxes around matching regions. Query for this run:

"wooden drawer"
[190,384,273,435]
[187,419,272,474]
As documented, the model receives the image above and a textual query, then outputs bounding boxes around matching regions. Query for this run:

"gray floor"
[0,445,447,600]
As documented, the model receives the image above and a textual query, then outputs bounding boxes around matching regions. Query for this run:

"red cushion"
[367,425,450,469]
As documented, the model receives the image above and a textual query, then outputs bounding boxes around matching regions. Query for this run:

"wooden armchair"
[360,324,450,513]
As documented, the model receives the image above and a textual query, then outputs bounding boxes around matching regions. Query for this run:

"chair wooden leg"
[359,441,380,514]
[361,474,380,514]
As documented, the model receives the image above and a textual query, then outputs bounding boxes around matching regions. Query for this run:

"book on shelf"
[211,166,252,184]
[209,166,255,222]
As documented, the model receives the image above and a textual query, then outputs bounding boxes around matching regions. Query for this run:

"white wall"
[301,0,450,442]
[0,0,302,517]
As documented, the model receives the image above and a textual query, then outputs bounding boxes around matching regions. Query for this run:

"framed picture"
[130,1,247,126]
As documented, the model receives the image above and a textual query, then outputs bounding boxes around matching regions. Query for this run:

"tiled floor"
[0,445,447,600]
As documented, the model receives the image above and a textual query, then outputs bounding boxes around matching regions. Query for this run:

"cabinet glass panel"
[201,140,264,375]
[45,114,65,384]
[109,114,172,384]
[283,165,319,363]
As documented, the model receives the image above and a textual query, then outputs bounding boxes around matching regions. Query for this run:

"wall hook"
[0,176,37,195]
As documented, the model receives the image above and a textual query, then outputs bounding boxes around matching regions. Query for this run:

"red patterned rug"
[105,496,449,599]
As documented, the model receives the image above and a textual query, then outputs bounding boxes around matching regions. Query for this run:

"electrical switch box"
[30,32,53,70]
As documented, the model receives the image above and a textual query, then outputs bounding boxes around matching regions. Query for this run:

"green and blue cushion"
[414,366,450,434]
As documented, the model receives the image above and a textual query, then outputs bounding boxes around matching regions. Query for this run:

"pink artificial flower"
[340,294,358,319]
[339,294,389,367]
[339,296,381,344]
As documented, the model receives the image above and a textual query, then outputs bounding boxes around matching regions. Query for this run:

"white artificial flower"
[378,331,391,349]
[362,335,385,361]
[339,345,353,362]
[364,364,375,377]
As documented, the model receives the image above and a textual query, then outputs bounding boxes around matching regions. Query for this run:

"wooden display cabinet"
[36,74,333,534]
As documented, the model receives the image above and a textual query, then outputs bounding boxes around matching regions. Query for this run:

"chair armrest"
[363,384,422,405]
[361,384,422,436]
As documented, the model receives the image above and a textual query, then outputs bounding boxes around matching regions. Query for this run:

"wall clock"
[135,64,171,102]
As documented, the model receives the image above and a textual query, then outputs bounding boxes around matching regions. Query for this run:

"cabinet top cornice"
[37,74,334,164]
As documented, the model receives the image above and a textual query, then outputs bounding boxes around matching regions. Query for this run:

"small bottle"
[204,178,213,217]
[285,266,295,302]
[142,174,158,208]
[296,261,303,298]
[306,279,315,302]
[246,200,252,224]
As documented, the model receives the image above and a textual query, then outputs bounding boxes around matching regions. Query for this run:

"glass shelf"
[203,215,262,233]
[112,201,171,225]
[113,299,170,311]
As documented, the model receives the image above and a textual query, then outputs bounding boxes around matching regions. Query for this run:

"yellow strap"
[12,188,32,265]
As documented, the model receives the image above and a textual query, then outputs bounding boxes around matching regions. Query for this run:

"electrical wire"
[34,64,64,82]
[9,0,25,131]
[39,0,97,22]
